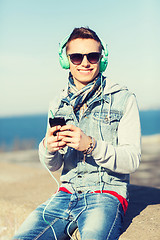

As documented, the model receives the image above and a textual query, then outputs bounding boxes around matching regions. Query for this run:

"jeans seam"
[33,217,59,240]
[106,202,121,240]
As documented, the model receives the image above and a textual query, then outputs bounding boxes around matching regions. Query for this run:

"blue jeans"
[12,191,124,240]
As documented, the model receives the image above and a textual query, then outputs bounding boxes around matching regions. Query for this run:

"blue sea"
[0,110,160,151]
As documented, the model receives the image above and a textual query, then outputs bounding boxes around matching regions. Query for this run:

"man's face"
[67,38,101,90]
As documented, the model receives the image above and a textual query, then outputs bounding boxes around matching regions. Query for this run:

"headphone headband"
[59,35,108,72]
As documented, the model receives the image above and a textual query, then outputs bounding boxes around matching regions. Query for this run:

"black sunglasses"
[67,52,101,65]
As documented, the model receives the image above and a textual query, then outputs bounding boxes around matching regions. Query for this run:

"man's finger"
[60,124,76,132]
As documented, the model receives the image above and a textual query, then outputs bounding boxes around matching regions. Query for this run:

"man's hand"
[58,124,91,152]
[44,125,66,152]
[44,124,91,153]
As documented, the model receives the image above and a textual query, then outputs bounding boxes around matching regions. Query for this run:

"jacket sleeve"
[39,139,64,171]
[92,94,141,174]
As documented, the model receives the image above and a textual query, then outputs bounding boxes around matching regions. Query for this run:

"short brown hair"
[66,27,102,52]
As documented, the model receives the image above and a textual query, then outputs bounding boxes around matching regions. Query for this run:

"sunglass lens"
[70,54,83,65]
[88,53,100,64]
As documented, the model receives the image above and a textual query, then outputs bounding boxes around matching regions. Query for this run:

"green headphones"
[58,35,108,73]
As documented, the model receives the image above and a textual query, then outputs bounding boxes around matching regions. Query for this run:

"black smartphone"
[49,117,66,136]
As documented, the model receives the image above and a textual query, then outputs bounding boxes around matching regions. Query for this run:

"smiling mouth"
[78,69,93,72]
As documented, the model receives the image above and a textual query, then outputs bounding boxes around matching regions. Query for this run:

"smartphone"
[49,117,66,136]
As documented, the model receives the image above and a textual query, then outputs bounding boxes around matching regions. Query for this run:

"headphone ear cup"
[59,35,70,69]
[99,57,108,73]
[59,53,70,69]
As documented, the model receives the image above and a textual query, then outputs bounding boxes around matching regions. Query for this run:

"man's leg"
[12,191,77,240]
[76,193,124,240]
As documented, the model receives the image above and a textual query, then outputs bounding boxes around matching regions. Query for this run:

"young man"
[13,27,141,240]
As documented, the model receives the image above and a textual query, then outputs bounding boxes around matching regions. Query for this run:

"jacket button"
[78,191,82,194]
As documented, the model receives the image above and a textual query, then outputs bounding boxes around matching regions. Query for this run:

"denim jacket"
[39,78,141,199]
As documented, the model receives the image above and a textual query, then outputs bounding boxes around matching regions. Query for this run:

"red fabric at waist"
[58,187,128,215]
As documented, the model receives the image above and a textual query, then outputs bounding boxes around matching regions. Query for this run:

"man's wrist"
[82,136,96,155]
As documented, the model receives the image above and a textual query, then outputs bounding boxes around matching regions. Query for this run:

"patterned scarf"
[67,73,106,121]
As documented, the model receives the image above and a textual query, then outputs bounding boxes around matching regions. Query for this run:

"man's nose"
[81,55,90,67]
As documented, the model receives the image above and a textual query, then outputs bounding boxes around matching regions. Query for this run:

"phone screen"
[49,117,66,127]
[49,117,66,136]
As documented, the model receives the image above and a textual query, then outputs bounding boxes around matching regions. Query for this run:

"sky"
[0,0,160,117]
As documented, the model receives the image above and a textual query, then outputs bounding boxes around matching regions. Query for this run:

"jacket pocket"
[91,110,122,144]
[93,110,122,124]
